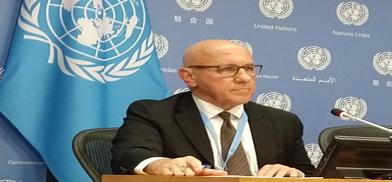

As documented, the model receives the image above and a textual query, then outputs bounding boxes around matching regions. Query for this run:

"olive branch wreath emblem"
[19,0,154,83]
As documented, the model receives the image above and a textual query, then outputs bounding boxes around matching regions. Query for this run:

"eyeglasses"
[187,64,263,78]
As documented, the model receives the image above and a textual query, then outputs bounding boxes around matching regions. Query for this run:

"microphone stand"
[340,112,392,141]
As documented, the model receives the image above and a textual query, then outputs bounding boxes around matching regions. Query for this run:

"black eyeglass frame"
[187,64,263,77]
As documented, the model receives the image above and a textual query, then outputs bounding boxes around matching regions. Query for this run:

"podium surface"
[102,175,386,182]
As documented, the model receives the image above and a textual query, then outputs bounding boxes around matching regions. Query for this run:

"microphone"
[330,108,392,134]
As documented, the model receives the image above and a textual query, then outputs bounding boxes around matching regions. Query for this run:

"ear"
[178,67,197,87]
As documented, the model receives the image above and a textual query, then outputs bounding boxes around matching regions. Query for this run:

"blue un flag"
[0,0,167,181]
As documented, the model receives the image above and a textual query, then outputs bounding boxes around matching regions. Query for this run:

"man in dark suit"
[111,39,314,177]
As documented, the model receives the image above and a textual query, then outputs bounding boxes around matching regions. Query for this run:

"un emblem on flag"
[19,0,155,83]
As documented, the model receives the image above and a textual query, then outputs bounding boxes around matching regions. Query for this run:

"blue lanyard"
[200,111,248,169]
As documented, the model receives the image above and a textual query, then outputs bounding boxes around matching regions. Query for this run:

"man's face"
[185,43,256,109]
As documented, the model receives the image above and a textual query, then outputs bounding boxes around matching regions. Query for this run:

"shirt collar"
[192,94,244,119]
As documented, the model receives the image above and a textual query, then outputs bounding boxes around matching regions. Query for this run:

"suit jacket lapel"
[245,103,277,168]
[174,93,214,166]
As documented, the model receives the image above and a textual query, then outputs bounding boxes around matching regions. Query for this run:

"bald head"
[178,39,256,109]
[182,39,251,67]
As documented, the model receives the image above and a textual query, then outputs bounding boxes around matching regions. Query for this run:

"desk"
[102,175,386,182]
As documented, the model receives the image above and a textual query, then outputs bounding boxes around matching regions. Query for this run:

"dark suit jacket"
[111,92,314,175]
